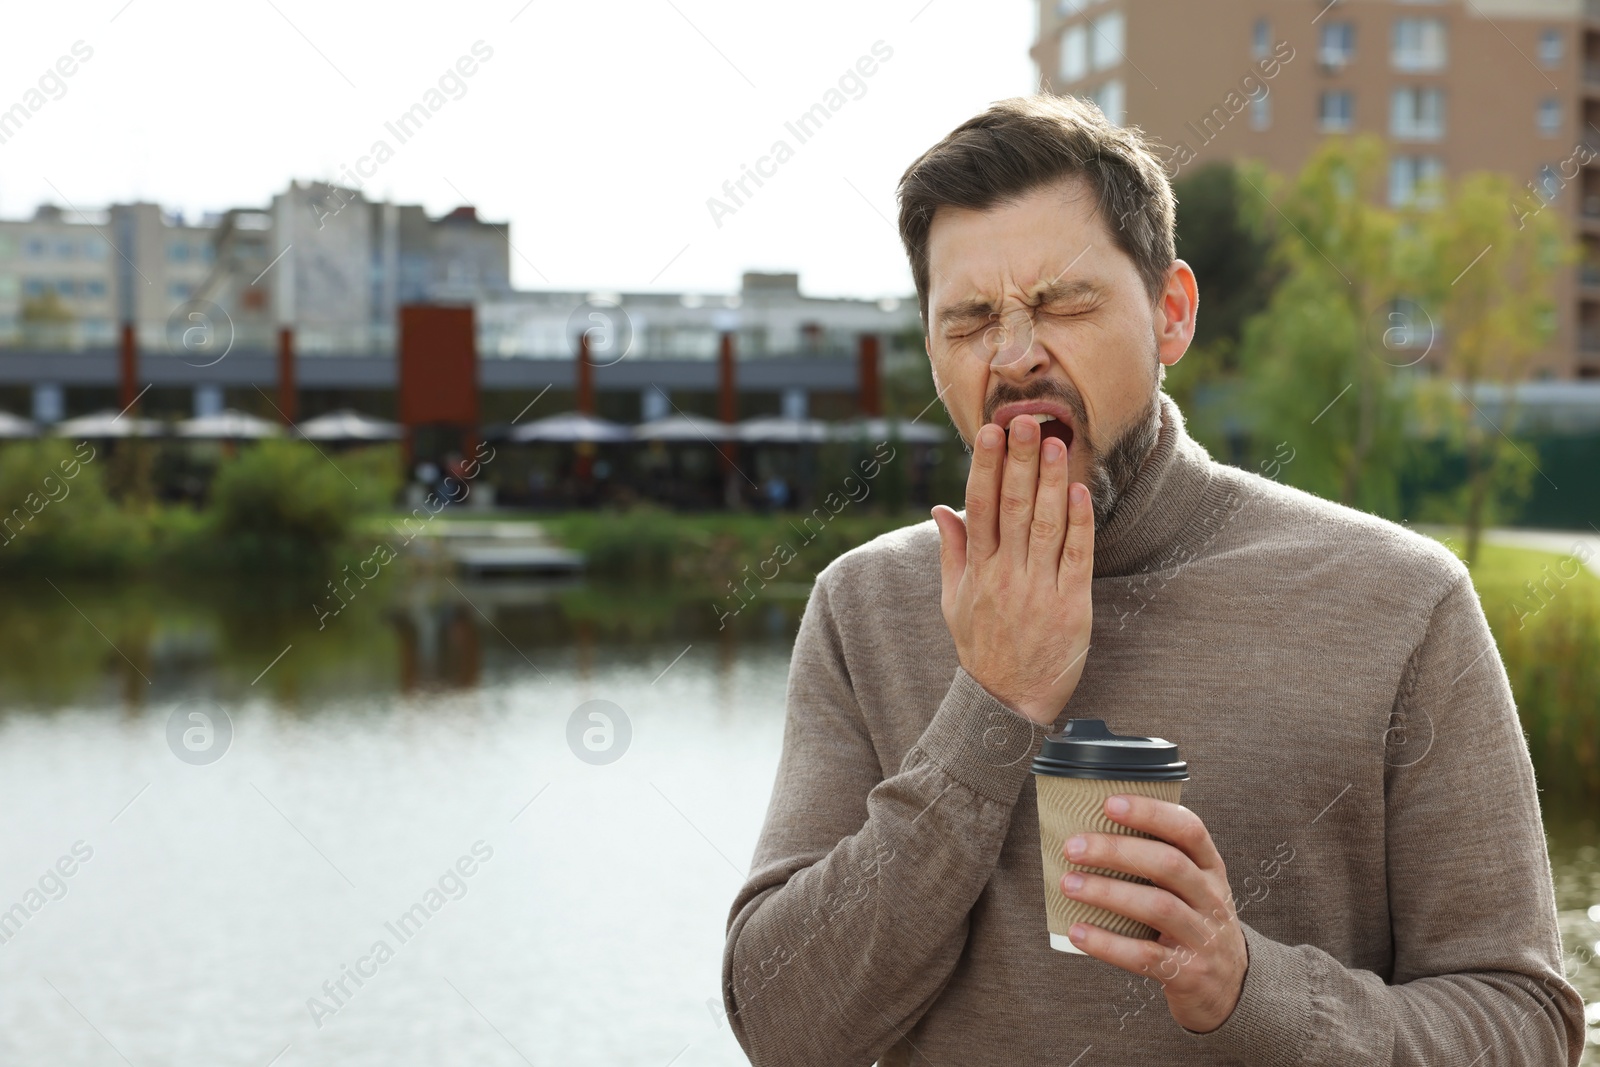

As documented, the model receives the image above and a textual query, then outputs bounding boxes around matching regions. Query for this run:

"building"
[0,179,922,425]
[1031,0,1597,379]
[0,181,513,361]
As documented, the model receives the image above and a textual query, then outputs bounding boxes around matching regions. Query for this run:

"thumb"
[931,505,968,594]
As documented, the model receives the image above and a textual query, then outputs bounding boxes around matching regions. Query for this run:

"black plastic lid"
[1030,719,1189,781]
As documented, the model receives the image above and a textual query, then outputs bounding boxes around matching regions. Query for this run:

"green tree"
[1167,161,1280,455]
[1413,172,1569,565]
[1238,135,1423,516]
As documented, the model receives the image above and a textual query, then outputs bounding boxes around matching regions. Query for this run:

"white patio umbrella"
[507,411,631,443]
[52,410,163,438]
[177,409,282,439]
[831,417,949,444]
[0,411,39,438]
[296,409,402,441]
[633,413,736,442]
[736,415,831,444]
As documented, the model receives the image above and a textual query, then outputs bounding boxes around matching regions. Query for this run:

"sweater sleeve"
[721,561,1047,1067]
[1184,570,1587,1066]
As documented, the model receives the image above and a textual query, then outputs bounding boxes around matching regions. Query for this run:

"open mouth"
[1031,413,1075,451]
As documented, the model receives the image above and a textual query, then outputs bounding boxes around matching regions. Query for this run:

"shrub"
[202,441,399,571]
[0,439,142,573]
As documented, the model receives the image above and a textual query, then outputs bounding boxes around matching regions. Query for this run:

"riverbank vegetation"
[0,439,399,575]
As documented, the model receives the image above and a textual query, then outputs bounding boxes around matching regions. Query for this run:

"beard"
[970,369,1162,532]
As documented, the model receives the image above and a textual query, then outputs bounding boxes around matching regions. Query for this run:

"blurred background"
[0,0,1596,1063]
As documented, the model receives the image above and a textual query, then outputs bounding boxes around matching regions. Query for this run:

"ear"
[1155,259,1198,369]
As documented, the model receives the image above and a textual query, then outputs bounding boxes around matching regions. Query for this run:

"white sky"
[0,0,1037,301]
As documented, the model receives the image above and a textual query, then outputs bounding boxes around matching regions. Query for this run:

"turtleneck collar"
[1091,391,1237,579]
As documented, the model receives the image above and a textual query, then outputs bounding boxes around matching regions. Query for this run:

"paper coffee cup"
[1031,719,1188,955]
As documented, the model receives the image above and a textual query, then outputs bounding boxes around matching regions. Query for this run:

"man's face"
[923,176,1196,525]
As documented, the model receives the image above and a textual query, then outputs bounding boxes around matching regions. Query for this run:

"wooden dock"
[405,520,586,576]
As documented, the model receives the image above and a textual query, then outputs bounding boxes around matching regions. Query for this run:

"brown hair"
[895,93,1176,329]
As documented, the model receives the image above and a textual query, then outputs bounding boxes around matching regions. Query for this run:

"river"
[0,577,1594,1065]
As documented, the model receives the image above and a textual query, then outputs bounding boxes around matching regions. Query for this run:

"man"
[720,94,1585,1065]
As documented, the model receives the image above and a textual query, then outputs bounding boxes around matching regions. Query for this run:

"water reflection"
[0,577,1593,1064]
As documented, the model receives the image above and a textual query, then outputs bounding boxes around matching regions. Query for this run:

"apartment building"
[1031,0,1597,379]
[0,181,513,357]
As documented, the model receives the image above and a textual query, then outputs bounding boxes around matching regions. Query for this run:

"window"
[1319,22,1355,67]
[85,278,107,298]
[1251,92,1271,130]
[1252,17,1270,59]
[54,240,74,258]
[1389,155,1443,206]
[1093,79,1125,125]
[1319,91,1354,131]
[1391,86,1445,140]
[1534,164,1561,204]
[1090,11,1124,71]
[1059,23,1088,82]
[1392,19,1446,71]
[56,279,77,297]
[83,238,107,259]
[23,278,44,297]
[1537,97,1561,136]
[168,241,191,262]
[1537,28,1562,68]
[25,238,45,258]
[168,281,192,300]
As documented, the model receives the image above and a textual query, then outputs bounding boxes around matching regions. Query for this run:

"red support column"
[398,304,479,473]
[857,333,881,417]
[576,331,595,415]
[277,327,297,424]
[717,330,738,471]
[118,322,138,412]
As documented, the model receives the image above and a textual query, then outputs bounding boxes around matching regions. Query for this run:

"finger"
[1065,917,1175,980]
[1104,796,1226,873]
[930,505,967,609]
[1058,481,1095,592]
[1027,435,1070,579]
[997,415,1041,565]
[1065,830,1210,913]
[1061,871,1210,948]
[964,424,1004,564]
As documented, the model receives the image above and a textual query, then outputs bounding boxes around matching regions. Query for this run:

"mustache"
[982,380,1092,445]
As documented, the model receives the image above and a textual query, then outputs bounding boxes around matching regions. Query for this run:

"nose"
[982,306,1046,378]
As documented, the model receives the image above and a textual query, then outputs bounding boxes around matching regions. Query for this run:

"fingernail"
[1065,835,1085,858]
[978,425,1000,449]
[1106,796,1130,817]
[1069,923,1086,942]
[1011,415,1037,439]
[1043,438,1064,462]
[1063,872,1084,893]
[1070,483,1088,506]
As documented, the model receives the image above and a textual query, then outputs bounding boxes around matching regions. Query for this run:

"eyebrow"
[934,277,1105,330]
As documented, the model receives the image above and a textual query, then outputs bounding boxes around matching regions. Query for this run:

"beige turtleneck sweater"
[720,391,1585,1066]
